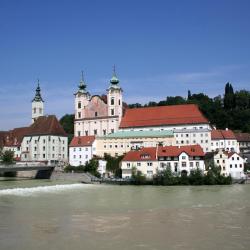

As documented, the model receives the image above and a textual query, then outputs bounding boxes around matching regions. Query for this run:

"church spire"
[78,71,87,93]
[110,65,119,85]
[32,79,44,102]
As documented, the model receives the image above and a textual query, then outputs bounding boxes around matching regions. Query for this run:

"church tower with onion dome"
[32,79,44,123]
[107,66,123,122]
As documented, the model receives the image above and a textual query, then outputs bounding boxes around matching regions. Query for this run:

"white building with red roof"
[119,104,212,153]
[2,82,68,165]
[121,145,205,179]
[69,136,96,166]
[213,149,245,178]
[211,129,239,153]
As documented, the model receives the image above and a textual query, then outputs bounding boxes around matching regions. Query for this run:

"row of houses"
[0,72,249,179]
[121,145,245,179]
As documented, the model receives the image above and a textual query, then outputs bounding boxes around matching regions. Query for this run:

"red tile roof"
[69,136,95,147]
[158,145,204,157]
[1,115,67,147]
[0,131,8,148]
[3,127,30,147]
[120,104,209,128]
[122,147,157,162]
[235,133,250,142]
[226,152,241,158]
[211,129,236,140]
[28,115,67,136]
[122,145,204,161]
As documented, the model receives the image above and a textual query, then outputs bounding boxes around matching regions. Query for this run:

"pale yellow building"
[95,130,175,157]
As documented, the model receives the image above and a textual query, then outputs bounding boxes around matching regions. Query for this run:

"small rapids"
[0,183,87,196]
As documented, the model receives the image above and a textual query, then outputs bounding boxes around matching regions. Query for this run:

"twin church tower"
[31,68,123,136]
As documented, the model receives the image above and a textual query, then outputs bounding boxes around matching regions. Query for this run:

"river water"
[0,179,249,250]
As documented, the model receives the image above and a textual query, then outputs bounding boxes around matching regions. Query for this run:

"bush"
[131,167,146,185]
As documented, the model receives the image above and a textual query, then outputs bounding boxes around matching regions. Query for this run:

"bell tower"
[32,79,44,123]
[107,66,123,121]
[74,71,90,121]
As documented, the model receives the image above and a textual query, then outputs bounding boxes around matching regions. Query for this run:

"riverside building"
[119,104,212,153]
[1,81,68,165]
[211,129,239,153]
[121,145,205,179]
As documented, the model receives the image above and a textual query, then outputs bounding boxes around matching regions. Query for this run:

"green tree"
[189,168,204,185]
[84,159,100,177]
[1,150,14,165]
[104,153,123,177]
[60,114,74,135]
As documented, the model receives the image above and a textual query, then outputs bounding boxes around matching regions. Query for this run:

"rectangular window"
[94,129,97,135]
[127,163,130,167]
[85,131,88,136]
[182,162,186,167]
[95,112,98,117]
[111,109,114,115]
[78,112,81,118]
[78,102,81,109]
[196,162,199,167]
[137,162,141,166]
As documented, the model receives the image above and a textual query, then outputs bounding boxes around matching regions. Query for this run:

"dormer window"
[141,154,150,159]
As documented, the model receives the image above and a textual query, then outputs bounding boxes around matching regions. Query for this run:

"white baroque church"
[74,69,124,137]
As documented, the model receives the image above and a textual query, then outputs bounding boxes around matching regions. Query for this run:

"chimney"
[156,144,158,159]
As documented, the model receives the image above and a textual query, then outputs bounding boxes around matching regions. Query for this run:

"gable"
[84,96,108,118]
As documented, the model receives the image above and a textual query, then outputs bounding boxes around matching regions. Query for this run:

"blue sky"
[0,0,250,130]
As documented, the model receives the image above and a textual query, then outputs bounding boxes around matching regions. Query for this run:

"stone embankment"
[50,171,93,183]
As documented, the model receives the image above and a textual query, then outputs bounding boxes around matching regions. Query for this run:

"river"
[0,179,249,250]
